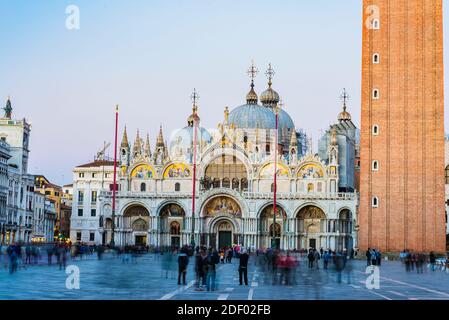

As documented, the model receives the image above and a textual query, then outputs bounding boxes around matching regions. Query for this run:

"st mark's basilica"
[80,63,359,252]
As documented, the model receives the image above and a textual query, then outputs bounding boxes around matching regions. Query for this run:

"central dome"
[228,104,276,129]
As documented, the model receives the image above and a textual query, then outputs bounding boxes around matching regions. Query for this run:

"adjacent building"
[70,160,114,244]
[359,0,446,252]
[0,139,11,243]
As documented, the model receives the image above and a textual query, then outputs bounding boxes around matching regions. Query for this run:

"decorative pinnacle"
[265,63,275,88]
[190,88,200,108]
[247,59,259,88]
[340,88,350,112]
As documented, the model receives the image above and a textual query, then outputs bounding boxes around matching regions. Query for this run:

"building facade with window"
[69,160,114,244]
[0,139,11,243]
[0,98,35,244]
[75,66,359,251]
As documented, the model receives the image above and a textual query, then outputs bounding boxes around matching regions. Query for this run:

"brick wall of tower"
[359,0,446,253]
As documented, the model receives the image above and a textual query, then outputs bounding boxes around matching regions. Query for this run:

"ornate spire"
[133,129,142,155]
[144,133,151,157]
[121,126,129,149]
[246,60,259,104]
[3,96,12,119]
[330,126,338,145]
[157,125,165,147]
[224,106,229,124]
[338,88,352,121]
[266,63,275,88]
[188,88,201,126]
[290,130,298,147]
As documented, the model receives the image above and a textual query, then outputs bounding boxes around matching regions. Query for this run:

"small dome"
[338,110,352,121]
[260,87,280,108]
[246,87,258,105]
[228,104,276,129]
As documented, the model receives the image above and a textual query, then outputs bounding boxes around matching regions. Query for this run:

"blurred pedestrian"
[239,248,249,286]
[206,248,219,291]
[307,249,315,269]
[177,246,189,285]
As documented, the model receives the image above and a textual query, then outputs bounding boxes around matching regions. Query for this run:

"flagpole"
[111,105,119,247]
[272,103,279,249]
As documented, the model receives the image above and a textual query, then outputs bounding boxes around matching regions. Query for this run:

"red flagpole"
[111,105,119,247]
[273,105,278,249]
[191,113,198,247]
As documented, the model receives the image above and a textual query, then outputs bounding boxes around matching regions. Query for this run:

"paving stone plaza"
[1,253,448,300]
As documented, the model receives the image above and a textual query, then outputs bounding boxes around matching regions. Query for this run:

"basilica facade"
[75,64,358,252]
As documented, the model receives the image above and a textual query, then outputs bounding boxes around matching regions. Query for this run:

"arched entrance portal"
[296,205,326,250]
[123,204,150,245]
[259,204,287,249]
[216,220,233,249]
[202,196,242,249]
[158,203,185,248]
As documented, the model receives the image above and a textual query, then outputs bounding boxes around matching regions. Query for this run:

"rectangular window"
[76,232,82,241]
[78,208,83,216]
[79,173,85,178]
[91,209,96,217]
[78,191,84,203]
[91,191,97,203]
[92,173,96,178]
[89,232,95,242]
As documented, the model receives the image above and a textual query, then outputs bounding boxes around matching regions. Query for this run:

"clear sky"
[0,0,448,186]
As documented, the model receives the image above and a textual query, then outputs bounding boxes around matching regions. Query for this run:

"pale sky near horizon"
[0,0,448,186]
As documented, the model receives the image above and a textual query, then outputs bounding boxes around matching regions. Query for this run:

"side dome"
[169,126,212,159]
[278,109,295,131]
[228,104,276,129]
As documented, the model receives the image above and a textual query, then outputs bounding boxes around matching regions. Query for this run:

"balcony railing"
[100,190,357,201]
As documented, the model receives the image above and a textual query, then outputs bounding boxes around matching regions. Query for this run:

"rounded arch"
[295,161,326,179]
[199,147,251,180]
[132,218,148,231]
[162,162,192,179]
[259,161,291,179]
[123,203,150,217]
[337,207,353,220]
[170,221,181,235]
[208,215,240,234]
[293,202,327,219]
[296,205,327,220]
[157,202,186,217]
[199,188,249,218]
[130,162,157,179]
[257,202,288,219]
[120,201,152,217]
[201,195,243,218]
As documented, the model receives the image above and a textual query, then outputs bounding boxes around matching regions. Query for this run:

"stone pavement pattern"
[0,254,448,300]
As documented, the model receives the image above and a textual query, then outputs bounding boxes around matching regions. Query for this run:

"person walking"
[307,249,315,269]
[239,248,249,286]
[177,246,189,285]
[429,251,436,271]
[366,248,372,266]
[313,249,321,269]
[206,248,219,291]
[195,247,208,291]
[323,250,331,270]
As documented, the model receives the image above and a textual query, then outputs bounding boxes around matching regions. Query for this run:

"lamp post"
[110,105,119,247]
[272,103,280,249]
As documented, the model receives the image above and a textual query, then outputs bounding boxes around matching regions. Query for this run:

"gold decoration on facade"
[204,197,242,217]
[131,164,155,179]
[163,163,191,178]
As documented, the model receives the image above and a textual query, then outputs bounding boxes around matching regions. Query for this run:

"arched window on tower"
[372,19,380,30]
[140,183,146,192]
[232,178,239,190]
[445,165,449,184]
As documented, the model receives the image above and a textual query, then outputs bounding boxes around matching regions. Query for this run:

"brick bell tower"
[359,0,446,252]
